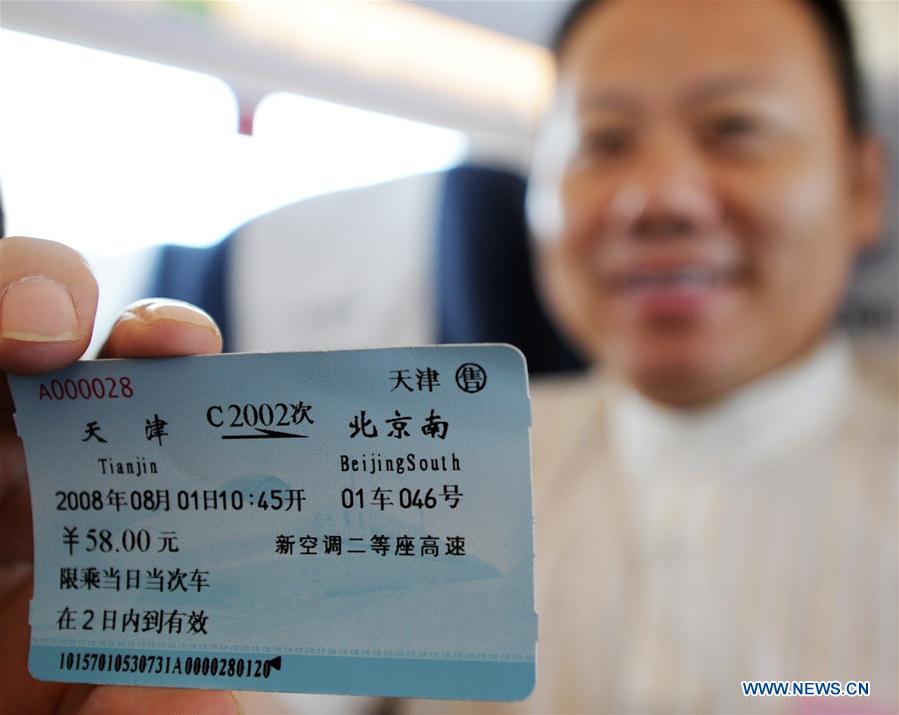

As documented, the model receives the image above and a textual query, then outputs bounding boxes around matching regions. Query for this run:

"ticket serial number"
[39,377,135,401]
[57,650,277,679]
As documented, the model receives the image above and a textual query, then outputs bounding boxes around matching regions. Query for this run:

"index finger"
[0,237,98,375]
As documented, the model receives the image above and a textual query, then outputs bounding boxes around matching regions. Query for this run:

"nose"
[610,133,722,239]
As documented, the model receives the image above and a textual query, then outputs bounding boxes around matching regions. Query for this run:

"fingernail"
[0,277,81,342]
[140,301,221,335]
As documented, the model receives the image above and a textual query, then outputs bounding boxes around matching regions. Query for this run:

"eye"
[710,113,761,138]
[701,111,772,157]
[581,127,633,159]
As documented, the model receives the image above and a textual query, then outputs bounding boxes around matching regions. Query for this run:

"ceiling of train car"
[406,0,897,76]
[406,0,571,47]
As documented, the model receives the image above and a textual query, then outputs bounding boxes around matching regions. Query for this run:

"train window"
[0,30,238,255]
[249,91,466,214]
[0,30,465,258]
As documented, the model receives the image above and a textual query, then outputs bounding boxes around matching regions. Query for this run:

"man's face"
[534,0,882,405]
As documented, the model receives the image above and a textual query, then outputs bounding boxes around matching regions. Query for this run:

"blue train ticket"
[9,345,536,701]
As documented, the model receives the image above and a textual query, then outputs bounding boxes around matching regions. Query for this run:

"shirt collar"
[606,335,855,479]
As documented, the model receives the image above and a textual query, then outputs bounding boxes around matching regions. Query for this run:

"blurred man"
[0,0,894,713]
[417,0,894,711]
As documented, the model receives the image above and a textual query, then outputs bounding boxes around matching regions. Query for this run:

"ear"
[525,82,579,245]
[850,133,887,251]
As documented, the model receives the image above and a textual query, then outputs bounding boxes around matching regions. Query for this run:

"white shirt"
[408,337,898,714]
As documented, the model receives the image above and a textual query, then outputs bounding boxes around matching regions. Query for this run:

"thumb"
[72,685,243,715]
[0,237,97,375]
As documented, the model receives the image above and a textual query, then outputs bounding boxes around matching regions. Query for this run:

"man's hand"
[0,237,240,714]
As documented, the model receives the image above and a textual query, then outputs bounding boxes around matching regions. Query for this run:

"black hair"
[550,0,865,135]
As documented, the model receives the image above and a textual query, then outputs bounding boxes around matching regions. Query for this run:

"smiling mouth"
[601,263,745,321]
[613,265,740,292]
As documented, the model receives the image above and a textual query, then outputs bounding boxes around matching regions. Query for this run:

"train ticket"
[9,345,536,701]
